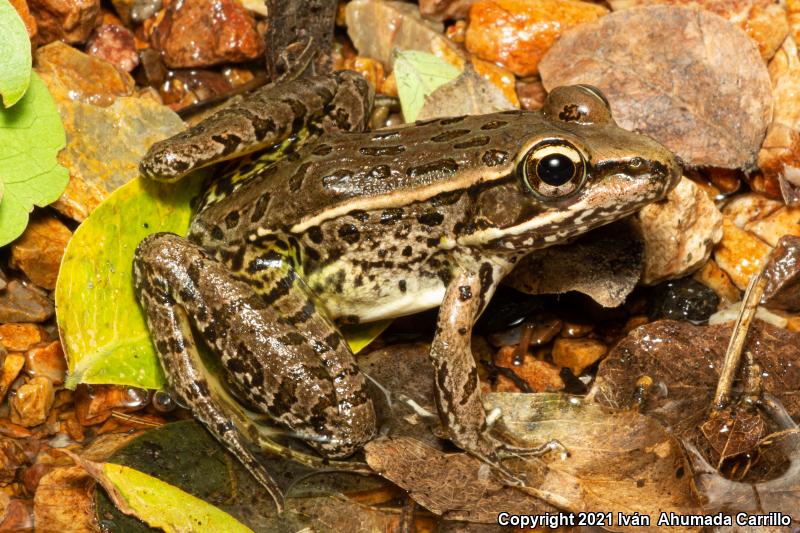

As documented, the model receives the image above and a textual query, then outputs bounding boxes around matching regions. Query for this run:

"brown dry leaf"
[591,320,800,442]
[505,218,643,307]
[487,393,700,530]
[366,394,701,530]
[605,0,788,60]
[33,466,97,532]
[636,177,723,285]
[699,406,766,462]
[539,5,772,170]
[417,65,516,120]
[758,36,800,206]
[364,436,557,524]
[762,235,800,312]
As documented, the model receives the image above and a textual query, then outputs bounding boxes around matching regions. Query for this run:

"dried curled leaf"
[539,5,772,170]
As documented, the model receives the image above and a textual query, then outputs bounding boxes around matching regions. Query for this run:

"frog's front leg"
[431,262,517,473]
[133,233,376,510]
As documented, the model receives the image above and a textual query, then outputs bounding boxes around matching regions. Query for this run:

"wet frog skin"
[134,71,681,509]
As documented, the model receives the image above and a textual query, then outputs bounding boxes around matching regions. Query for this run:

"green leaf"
[0,72,68,246]
[57,173,387,390]
[101,463,255,533]
[57,173,206,390]
[0,0,31,107]
[393,50,460,122]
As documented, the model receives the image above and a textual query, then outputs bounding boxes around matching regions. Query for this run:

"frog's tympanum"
[135,72,681,508]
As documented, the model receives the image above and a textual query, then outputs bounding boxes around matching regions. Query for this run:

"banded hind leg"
[133,233,376,510]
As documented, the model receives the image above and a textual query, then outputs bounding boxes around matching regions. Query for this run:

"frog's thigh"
[133,233,375,458]
[431,266,501,459]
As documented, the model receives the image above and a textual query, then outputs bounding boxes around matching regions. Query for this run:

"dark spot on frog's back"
[406,159,459,178]
[306,225,323,244]
[430,129,471,143]
[482,149,509,167]
[224,211,239,229]
[453,136,490,149]
[288,162,312,192]
[440,116,467,125]
[417,211,444,226]
[250,193,271,222]
[338,223,360,244]
[211,133,242,156]
[312,143,333,156]
[380,208,404,225]
[359,145,405,157]
[559,104,584,122]
[480,120,508,130]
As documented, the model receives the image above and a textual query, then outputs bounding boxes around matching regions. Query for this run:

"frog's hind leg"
[133,233,375,510]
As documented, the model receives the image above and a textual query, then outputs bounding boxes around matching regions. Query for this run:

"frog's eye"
[519,141,586,200]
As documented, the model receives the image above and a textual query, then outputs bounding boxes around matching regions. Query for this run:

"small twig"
[711,268,769,412]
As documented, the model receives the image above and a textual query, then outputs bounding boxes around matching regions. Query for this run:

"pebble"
[0,354,26,403]
[561,322,594,338]
[488,316,562,348]
[86,24,139,72]
[0,324,46,353]
[636,178,723,284]
[0,280,54,324]
[35,41,135,107]
[714,218,772,289]
[494,346,565,392]
[74,385,150,426]
[9,215,72,291]
[465,0,607,77]
[151,0,265,68]
[24,342,67,386]
[0,438,30,485]
[649,277,721,324]
[419,0,475,20]
[10,0,38,42]
[10,377,55,427]
[516,76,547,110]
[693,260,741,305]
[551,338,607,376]
[27,0,101,45]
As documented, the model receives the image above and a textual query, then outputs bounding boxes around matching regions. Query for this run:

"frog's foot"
[497,440,566,458]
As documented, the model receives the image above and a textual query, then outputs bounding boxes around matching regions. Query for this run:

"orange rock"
[27,0,101,45]
[9,0,38,42]
[10,377,55,427]
[494,346,565,392]
[693,260,741,305]
[36,41,135,107]
[714,218,772,289]
[472,58,519,107]
[9,215,72,291]
[516,76,547,110]
[74,384,149,426]
[757,36,800,198]
[342,56,396,97]
[25,341,67,386]
[623,315,650,334]
[465,0,607,77]
[551,338,607,375]
[151,0,265,68]
[0,324,45,352]
[746,205,800,247]
[706,168,742,194]
[0,354,26,403]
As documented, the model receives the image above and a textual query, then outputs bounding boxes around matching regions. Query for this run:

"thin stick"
[711,268,768,412]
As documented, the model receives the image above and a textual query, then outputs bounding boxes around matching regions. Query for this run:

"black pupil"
[537,154,575,186]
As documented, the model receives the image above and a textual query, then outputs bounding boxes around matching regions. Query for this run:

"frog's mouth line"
[459,168,668,250]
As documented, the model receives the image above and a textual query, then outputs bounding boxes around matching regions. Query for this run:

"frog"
[134,70,681,510]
